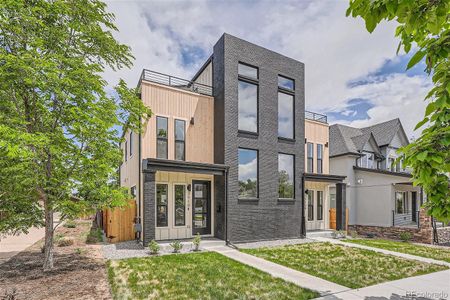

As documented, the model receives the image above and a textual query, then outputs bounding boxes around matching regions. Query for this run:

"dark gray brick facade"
[213,34,306,243]
[142,171,155,246]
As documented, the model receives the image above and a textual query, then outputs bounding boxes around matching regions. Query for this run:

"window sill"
[238,198,259,203]
[278,137,295,143]
[278,198,295,203]
[238,130,259,138]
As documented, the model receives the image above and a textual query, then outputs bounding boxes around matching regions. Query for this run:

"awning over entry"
[143,158,228,175]
[304,173,346,183]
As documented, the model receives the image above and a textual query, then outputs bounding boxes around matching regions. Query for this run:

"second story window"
[358,152,375,169]
[124,141,128,162]
[278,75,295,91]
[238,148,258,198]
[307,142,314,173]
[278,153,294,199]
[175,119,185,161]
[129,132,133,157]
[317,144,323,174]
[238,63,258,134]
[156,116,168,159]
[278,92,294,139]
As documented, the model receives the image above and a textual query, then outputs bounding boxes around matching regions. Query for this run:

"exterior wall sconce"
[190,117,195,125]
[187,184,192,191]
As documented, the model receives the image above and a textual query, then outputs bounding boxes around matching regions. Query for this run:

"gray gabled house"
[329,118,423,235]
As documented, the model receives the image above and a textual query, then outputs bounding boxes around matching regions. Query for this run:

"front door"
[192,181,211,235]
[411,191,417,222]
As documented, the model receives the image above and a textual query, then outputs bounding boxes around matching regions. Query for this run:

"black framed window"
[317,144,323,174]
[395,192,408,214]
[307,190,314,221]
[238,63,258,79]
[156,116,168,159]
[238,148,258,198]
[175,119,185,161]
[317,191,323,220]
[130,186,136,198]
[307,142,314,173]
[156,184,168,227]
[129,132,133,157]
[278,92,294,139]
[174,185,185,226]
[238,80,258,133]
[278,153,294,199]
[278,75,295,91]
[124,141,127,162]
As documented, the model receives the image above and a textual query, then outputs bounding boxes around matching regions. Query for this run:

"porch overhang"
[304,173,346,183]
[142,158,229,176]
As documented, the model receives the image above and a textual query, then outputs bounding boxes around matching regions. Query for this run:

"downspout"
[225,168,229,245]
[301,174,306,237]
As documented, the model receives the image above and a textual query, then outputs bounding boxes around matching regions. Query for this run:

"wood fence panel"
[103,200,136,243]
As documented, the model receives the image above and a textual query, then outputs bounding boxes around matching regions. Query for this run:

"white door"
[306,190,326,230]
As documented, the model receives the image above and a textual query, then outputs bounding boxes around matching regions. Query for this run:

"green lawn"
[107,251,319,300]
[241,242,447,289]
[343,238,450,263]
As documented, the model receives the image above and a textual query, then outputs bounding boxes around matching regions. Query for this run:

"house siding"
[213,34,305,242]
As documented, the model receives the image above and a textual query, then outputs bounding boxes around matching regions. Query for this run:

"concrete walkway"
[316,269,450,299]
[204,244,349,296]
[312,237,450,267]
[0,227,45,264]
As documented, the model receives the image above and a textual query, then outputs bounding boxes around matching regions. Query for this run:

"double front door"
[192,180,211,235]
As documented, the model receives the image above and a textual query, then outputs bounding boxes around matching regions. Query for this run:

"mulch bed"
[0,220,111,300]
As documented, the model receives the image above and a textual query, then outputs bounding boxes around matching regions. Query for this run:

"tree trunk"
[43,199,54,271]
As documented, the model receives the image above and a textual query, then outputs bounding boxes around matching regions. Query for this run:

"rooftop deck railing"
[305,110,327,123]
[139,69,213,96]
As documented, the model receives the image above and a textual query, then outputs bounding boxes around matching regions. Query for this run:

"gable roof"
[329,118,409,157]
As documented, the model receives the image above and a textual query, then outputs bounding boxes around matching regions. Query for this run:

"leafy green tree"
[347,0,450,221]
[0,0,151,270]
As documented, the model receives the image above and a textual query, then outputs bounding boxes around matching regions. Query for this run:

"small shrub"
[350,230,358,239]
[399,232,412,242]
[57,237,74,247]
[64,220,77,228]
[192,233,201,251]
[74,248,84,255]
[170,240,183,253]
[86,228,103,244]
[148,240,160,255]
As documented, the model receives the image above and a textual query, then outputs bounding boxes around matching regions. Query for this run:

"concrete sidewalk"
[317,269,450,300]
[312,237,450,267]
[205,245,349,296]
[0,227,45,264]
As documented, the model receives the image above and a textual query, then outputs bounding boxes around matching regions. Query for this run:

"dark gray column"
[336,182,347,231]
[143,171,156,246]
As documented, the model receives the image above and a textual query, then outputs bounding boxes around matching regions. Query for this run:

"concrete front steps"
[306,230,336,239]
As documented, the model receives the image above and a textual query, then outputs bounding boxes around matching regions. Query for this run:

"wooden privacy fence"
[329,208,349,231]
[102,200,136,243]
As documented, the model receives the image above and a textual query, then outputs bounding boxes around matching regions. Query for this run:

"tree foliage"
[0,0,151,268]
[347,0,450,221]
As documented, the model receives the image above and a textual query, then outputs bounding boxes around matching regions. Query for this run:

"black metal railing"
[305,111,327,123]
[392,210,419,228]
[139,69,213,96]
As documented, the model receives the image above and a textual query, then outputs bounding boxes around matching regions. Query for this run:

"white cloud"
[103,0,430,139]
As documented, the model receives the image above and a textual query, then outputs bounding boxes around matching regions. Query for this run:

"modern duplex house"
[118,33,347,246]
[329,119,423,235]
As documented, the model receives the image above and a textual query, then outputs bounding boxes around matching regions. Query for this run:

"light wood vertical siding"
[194,61,212,86]
[140,81,214,164]
[305,119,330,174]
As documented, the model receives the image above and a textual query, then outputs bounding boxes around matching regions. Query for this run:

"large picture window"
[156,116,168,159]
[307,190,314,221]
[238,80,258,133]
[238,148,258,198]
[307,142,314,173]
[278,92,294,139]
[317,144,323,174]
[278,153,294,199]
[156,184,168,227]
[317,191,323,220]
[175,119,185,161]
[174,185,185,226]
[395,192,408,214]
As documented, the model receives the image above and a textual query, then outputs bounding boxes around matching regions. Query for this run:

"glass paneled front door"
[192,181,211,235]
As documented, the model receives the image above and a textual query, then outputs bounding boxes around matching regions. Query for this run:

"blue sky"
[104,0,431,138]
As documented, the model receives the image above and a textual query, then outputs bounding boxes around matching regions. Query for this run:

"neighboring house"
[329,119,423,234]
[118,33,347,246]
